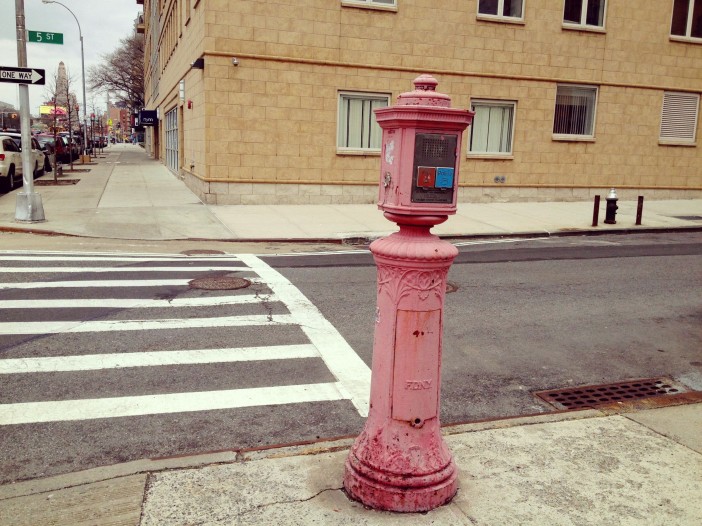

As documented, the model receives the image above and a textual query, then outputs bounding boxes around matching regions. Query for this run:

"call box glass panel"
[411,133,458,204]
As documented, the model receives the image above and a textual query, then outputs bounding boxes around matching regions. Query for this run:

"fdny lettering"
[405,380,432,390]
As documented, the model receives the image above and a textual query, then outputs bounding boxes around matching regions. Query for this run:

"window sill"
[562,23,606,34]
[341,1,398,13]
[552,135,595,142]
[467,153,514,160]
[669,35,702,45]
[476,14,525,26]
[337,149,382,156]
[658,139,697,147]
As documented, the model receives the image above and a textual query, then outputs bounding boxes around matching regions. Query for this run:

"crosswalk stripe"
[0,314,295,335]
[0,383,346,425]
[238,254,371,417]
[0,344,319,373]
[0,266,248,273]
[0,278,262,289]
[0,295,265,309]
[0,255,240,262]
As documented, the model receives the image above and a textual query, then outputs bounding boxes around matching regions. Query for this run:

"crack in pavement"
[238,487,344,518]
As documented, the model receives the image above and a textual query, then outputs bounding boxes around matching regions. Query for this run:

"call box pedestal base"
[343,215,458,513]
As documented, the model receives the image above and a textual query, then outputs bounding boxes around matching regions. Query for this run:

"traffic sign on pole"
[27,31,64,45]
[0,66,45,85]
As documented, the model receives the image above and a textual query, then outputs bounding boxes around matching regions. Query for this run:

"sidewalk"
[1,403,700,525]
[0,143,700,242]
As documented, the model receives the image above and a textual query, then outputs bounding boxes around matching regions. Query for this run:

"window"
[3,139,19,152]
[563,0,606,29]
[468,100,516,156]
[342,0,396,9]
[165,107,178,173]
[553,85,598,139]
[660,92,699,145]
[337,92,389,152]
[477,0,524,21]
[671,0,702,40]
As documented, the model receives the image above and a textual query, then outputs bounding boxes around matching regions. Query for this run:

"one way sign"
[0,66,45,85]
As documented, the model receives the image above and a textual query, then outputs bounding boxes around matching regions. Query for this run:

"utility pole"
[14,0,45,222]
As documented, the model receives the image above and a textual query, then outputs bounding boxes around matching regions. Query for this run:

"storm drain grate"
[534,377,688,410]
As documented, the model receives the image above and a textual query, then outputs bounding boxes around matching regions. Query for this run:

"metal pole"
[42,1,87,159]
[635,196,644,225]
[14,0,45,222]
[592,195,600,227]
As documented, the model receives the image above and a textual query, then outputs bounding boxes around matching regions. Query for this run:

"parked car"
[0,135,23,192]
[5,133,46,179]
[37,134,74,163]
[59,133,80,160]
[34,136,55,174]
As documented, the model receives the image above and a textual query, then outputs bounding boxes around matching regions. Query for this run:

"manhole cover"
[180,249,226,255]
[534,377,689,410]
[189,276,251,290]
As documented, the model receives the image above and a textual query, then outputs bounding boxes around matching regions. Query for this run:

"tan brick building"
[138,0,701,204]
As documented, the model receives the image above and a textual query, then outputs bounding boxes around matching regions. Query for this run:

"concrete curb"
[0,224,701,246]
[0,408,603,501]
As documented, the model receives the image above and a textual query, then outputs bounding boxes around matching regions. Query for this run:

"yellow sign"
[40,105,67,115]
[107,119,113,126]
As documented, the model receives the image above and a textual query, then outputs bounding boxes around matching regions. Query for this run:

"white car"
[5,133,46,179]
[0,135,23,193]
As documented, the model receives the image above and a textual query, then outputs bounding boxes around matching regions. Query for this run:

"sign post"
[13,0,45,223]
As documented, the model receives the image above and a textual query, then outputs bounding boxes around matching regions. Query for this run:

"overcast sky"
[0,0,142,115]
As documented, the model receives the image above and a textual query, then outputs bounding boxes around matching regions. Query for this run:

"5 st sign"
[28,31,64,45]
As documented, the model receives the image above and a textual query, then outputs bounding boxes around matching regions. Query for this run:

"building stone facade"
[139,0,702,204]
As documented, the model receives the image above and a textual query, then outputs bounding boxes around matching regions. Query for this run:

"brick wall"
[147,0,702,203]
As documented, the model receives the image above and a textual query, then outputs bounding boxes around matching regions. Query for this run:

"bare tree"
[59,68,78,170]
[43,72,61,181]
[87,33,144,113]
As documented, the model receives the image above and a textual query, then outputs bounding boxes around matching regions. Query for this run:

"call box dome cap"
[396,74,451,108]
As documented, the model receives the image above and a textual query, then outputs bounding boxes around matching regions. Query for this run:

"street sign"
[0,66,45,85]
[27,31,64,45]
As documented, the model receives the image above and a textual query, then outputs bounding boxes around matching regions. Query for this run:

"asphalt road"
[267,232,702,423]
[0,231,700,483]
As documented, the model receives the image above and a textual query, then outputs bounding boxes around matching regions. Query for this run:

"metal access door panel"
[410,133,457,204]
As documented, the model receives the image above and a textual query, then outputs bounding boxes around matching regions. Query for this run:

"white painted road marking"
[0,314,295,335]
[0,344,320,373]
[0,295,264,309]
[0,383,345,425]
[238,254,371,417]
[0,251,371,422]
[0,254,241,262]
[0,278,262,289]
[0,266,248,273]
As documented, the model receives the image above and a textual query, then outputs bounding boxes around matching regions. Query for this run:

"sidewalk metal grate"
[534,377,688,410]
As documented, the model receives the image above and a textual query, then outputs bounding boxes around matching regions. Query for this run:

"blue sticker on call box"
[435,167,454,188]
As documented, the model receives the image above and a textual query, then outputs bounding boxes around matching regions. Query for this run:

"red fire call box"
[375,75,473,217]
